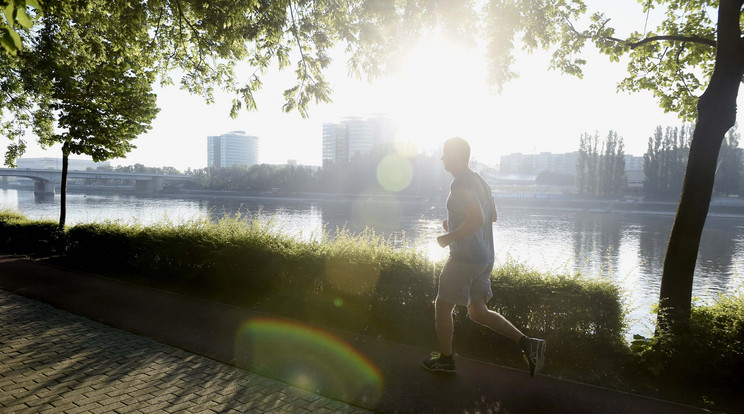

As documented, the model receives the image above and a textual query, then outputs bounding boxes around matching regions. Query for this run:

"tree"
[576,130,625,196]
[0,0,41,55]
[9,1,159,228]
[489,0,744,334]
[576,133,590,194]
[643,125,691,198]
[714,123,742,196]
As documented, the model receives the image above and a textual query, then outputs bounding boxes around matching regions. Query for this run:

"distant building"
[17,157,110,170]
[499,151,645,187]
[499,152,577,176]
[322,122,348,167]
[322,115,397,166]
[347,117,374,159]
[207,131,259,168]
[625,155,644,188]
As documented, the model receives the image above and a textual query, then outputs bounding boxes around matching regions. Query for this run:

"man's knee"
[435,296,455,314]
[467,301,490,324]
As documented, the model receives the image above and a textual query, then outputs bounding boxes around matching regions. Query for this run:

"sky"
[7,2,744,171]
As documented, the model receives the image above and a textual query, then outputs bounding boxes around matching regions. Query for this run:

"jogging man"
[422,137,546,376]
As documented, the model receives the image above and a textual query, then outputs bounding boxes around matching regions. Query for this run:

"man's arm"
[437,190,484,248]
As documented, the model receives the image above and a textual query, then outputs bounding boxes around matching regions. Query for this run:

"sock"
[519,335,529,352]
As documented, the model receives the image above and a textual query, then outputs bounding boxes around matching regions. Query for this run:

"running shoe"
[522,338,546,376]
[422,352,456,373]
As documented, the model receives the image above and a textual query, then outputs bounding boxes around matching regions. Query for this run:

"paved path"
[0,290,369,413]
[0,256,713,413]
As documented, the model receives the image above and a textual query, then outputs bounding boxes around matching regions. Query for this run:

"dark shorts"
[437,258,494,306]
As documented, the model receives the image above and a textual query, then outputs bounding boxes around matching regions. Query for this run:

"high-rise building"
[322,122,348,167]
[321,116,397,166]
[207,131,259,168]
[500,152,578,176]
[346,117,374,159]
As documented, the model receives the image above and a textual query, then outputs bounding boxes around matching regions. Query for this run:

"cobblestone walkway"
[0,290,371,413]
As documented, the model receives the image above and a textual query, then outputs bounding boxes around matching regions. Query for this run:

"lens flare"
[235,317,383,405]
[377,154,413,192]
[325,256,380,296]
[351,192,402,231]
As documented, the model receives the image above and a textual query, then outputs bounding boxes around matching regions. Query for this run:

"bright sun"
[383,34,501,160]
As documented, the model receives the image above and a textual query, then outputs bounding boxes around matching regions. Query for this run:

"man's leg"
[422,296,458,373]
[467,297,546,376]
[466,297,523,343]
[435,296,457,356]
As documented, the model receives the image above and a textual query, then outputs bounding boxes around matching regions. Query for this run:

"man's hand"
[437,234,452,248]
[442,219,449,231]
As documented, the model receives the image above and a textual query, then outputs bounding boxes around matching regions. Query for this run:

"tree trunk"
[59,142,69,230]
[657,0,744,335]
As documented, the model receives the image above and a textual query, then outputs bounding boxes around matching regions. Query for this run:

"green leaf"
[25,0,41,11]
[6,25,21,49]
[3,1,15,27]
[15,6,31,28]
[0,29,19,54]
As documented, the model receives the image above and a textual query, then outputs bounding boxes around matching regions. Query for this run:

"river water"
[3,187,743,339]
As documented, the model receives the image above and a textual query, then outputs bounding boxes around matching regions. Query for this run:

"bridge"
[0,168,193,198]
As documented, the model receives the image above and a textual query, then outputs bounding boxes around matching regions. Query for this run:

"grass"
[1,209,742,412]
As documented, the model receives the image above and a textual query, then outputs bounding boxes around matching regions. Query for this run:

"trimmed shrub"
[630,295,744,410]
[0,210,62,256]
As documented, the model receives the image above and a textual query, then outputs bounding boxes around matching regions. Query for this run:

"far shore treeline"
[77,123,742,199]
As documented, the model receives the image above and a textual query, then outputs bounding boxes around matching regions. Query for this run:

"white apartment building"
[322,123,348,167]
[625,154,644,188]
[500,152,578,176]
[207,131,259,168]
[346,117,374,159]
[322,116,397,166]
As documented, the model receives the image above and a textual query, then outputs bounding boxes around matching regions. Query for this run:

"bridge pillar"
[34,180,55,201]
[135,177,163,195]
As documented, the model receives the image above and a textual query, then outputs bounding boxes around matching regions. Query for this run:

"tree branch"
[562,15,716,49]
[289,1,310,81]
[288,1,312,103]
[627,35,716,49]
[173,0,207,72]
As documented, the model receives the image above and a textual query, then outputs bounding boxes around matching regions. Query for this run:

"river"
[3,187,743,339]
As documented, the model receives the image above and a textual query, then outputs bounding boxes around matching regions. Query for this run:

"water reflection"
[571,213,623,277]
[695,218,741,296]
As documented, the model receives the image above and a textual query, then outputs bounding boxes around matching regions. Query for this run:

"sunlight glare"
[387,34,499,157]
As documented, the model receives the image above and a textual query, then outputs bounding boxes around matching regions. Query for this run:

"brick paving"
[0,289,371,414]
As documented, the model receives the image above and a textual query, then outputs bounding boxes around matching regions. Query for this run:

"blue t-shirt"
[446,170,495,264]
